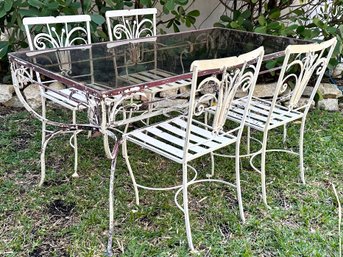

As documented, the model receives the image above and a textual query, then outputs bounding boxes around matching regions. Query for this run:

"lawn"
[0,106,342,256]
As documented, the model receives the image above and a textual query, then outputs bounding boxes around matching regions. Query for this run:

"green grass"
[0,106,342,256]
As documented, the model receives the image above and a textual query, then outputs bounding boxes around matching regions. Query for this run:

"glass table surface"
[9,27,309,97]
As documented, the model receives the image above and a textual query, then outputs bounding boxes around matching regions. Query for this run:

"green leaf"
[4,0,13,12]
[265,60,277,70]
[241,10,251,19]
[46,2,59,10]
[326,26,337,34]
[220,15,230,22]
[18,8,41,17]
[140,0,152,6]
[0,41,9,59]
[188,10,200,17]
[214,22,225,28]
[165,0,175,11]
[91,14,105,25]
[269,9,280,20]
[258,15,266,26]
[268,21,281,30]
[0,8,6,19]
[254,26,267,34]
[230,21,239,29]
[28,0,43,8]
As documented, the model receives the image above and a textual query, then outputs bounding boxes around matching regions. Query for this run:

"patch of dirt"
[29,236,70,257]
[47,199,75,219]
[13,131,33,150]
[219,222,231,240]
[43,177,69,187]
[0,104,23,117]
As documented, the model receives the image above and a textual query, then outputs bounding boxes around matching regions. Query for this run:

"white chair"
[105,8,157,41]
[121,47,264,250]
[221,38,337,207]
[23,15,92,185]
[105,8,191,124]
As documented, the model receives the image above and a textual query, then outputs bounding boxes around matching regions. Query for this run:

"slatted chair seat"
[118,68,192,94]
[125,116,237,163]
[224,96,304,131]
[43,88,88,110]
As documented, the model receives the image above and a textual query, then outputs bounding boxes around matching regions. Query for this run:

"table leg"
[107,140,121,257]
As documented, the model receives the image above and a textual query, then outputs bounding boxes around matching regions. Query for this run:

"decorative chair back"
[106,8,157,41]
[185,46,264,160]
[23,15,92,75]
[266,38,337,128]
[23,15,92,50]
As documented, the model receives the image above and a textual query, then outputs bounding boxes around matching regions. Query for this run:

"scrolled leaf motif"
[236,68,255,92]
[194,76,220,116]
[33,27,88,50]
[107,93,147,124]
[113,18,154,40]
[13,65,34,89]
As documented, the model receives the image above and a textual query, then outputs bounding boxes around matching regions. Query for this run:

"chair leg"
[261,131,270,208]
[182,163,194,251]
[39,99,47,187]
[235,144,245,223]
[283,124,287,145]
[71,110,79,178]
[299,118,306,185]
[247,127,251,155]
[122,140,140,205]
[206,152,215,178]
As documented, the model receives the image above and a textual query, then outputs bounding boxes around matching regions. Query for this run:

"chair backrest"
[266,37,337,127]
[23,15,92,50]
[106,8,157,41]
[185,47,264,158]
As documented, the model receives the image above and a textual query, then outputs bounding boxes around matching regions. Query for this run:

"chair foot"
[72,172,79,178]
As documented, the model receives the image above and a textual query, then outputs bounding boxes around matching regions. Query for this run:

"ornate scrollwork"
[11,63,34,89]
[280,50,328,110]
[113,18,154,40]
[195,63,257,133]
[33,26,88,50]
[106,92,148,126]
[33,26,88,75]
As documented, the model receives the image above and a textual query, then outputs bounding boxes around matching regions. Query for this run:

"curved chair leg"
[122,140,140,205]
[71,110,79,178]
[235,143,245,223]
[299,117,306,184]
[182,163,194,251]
[261,131,270,208]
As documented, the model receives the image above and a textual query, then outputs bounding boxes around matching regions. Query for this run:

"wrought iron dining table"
[8,27,309,254]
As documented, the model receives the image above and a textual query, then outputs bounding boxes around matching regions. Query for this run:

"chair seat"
[125,116,237,164]
[43,88,88,110]
[222,96,304,131]
[119,69,191,94]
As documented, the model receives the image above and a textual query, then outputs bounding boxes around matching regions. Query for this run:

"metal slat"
[146,126,206,154]
[172,118,233,144]
[158,123,220,148]
[128,131,185,159]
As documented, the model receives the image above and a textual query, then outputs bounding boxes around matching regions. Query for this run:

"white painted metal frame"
[120,47,264,251]
[223,38,337,207]
[105,8,157,41]
[23,15,92,185]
